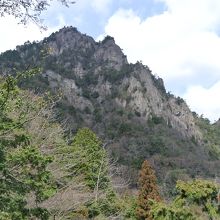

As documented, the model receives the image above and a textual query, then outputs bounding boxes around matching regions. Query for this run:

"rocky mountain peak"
[94,35,128,70]
[43,26,96,56]
[2,26,200,140]
[101,35,117,48]
[42,27,127,71]
[0,26,219,188]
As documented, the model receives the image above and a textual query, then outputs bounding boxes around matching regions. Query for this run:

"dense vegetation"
[0,28,220,219]
[195,114,220,159]
[0,73,123,219]
[151,179,220,220]
[0,34,220,188]
[0,71,54,219]
[0,74,219,219]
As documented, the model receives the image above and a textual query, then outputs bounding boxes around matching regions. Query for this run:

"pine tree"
[136,160,161,220]
[67,128,110,190]
[0,73,54,219]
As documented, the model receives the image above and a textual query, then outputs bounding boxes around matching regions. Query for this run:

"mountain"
[0,26,219,190]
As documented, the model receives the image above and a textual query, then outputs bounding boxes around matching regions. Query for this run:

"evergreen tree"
[176,179,220,219]
[150,199,196,220]
[136,160,161,220]
[67,128,109,190]
[150,179,220,220]
[61,128,123,219]
[0,73,54,219]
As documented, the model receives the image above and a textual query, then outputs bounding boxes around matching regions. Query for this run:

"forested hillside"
[0,26,220,219]
[0,27,219,185]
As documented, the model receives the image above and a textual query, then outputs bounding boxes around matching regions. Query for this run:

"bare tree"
[0,0,75,28]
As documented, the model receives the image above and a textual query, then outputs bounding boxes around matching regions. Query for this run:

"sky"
[0,0,220,122]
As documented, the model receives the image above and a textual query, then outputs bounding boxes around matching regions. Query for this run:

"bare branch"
[0,0,75,28]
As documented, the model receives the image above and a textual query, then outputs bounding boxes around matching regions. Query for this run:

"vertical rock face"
[1,26,218,184]
[46,27,96,55]
[38,27,200,140]
[94,36,128,70]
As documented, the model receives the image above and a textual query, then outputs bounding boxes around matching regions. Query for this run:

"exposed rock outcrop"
[1,26,218,185]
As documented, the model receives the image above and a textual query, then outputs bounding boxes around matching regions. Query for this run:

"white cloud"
[0,15,65,53]
[91,0,113,13]
[0,0,114,54]
[99,0,220,121]
[0,0,114,52]
[183,81,220,122]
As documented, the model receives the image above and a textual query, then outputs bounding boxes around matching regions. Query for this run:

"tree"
[150,199,195,220]
[0,0,75,28]
[68,128,110,191]
[59,128,116,218]
[136,160,161,220]
[150,179,220,220]
[176,179,220,219]
[0,73,55,219]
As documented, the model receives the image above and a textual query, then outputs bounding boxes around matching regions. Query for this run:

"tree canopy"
[151,179,220,220]
[0,72,55,219]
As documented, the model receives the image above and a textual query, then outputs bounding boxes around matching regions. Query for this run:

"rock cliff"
[0,26,219,186]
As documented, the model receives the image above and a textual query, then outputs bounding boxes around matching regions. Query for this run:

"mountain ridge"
[0,26,219,188]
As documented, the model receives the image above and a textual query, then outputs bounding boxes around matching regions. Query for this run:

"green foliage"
[150,75,166,94]
[176,96,184,105]
[118,122,133,135]
[94,108,102,123]
[8,146,53,202]
[66,128,109,189]
[176,179,218,203]
[163,169,189,196]
[102,35,115,44]
[103,68,123,83]
[0,73,54,219]
[196,115,220,159]
[151,200,196,220]
[2,29,220,219]
[59,128,124,219]
[148,136,167,156]
[151,179,220,220]
[148,115,164,126]
[86,189,122,218]
[176,179,219,219]
[0,49,21,64]
[122,196,138,219]
[103,65,132,84]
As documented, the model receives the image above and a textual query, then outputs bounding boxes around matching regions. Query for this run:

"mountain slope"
[0,26,219,189]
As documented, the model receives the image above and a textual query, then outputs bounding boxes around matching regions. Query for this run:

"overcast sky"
[0,0,220,122]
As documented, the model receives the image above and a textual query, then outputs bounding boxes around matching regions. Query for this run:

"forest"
[0,72,219,219]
